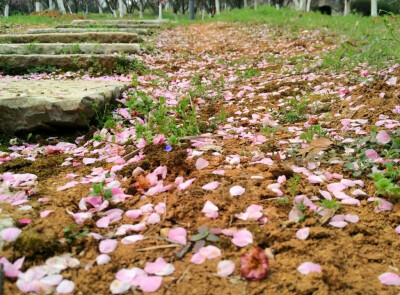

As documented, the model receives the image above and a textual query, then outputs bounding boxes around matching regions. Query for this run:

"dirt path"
[1,23,400,295]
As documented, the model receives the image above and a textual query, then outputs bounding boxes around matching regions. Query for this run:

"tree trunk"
[35,1,41,11]
[174,12,178,20]
[201,8,205,20]
[57,0,66,14]
[244,0,247,7]
[371,0,377,16]
[306,0,311,11]
[344,0,350,15]
[98,5,103,13]
[215,0,220,14]
[158,2,162,19]
[4,4,9,18]
[254,0,257,10]
[189,0,194,19]
[49,0,54,10]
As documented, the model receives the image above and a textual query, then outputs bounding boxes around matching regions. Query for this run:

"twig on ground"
[177,265,191,284]
[123,148,140,161]
[136,244,182,252]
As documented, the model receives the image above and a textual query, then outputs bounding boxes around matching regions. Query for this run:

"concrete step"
[0,79,129,134]
[57,23,161,28]
[0,54,137,74]
[0,32,138,43]
[0,43,140,55]
[26,28,150,35]
[71,19,169,26]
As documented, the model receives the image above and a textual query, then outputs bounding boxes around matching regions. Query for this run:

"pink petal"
[57,181,78,191]
[56,280,75,294]
[154,202,166,214]
[376,130,391,144]
[327,183,346,193]
[1,227,22,242]
[139,276,163,293]
[396,225,400,234]
[177,178,196,191]
[344,214,359,223]
[126,209,142,219]
[144,258,175,276]
[110,279,131,294]
[190,252,206,264]
[319,190,332,200]
[201,200,219,219]
[202,181,220,191]
[167,227,187,245]
[232,229,253,247]
[212,170,225,175]
[96,217,110,228]
[195,158,209,170]
[230,185,245,196]
[199,245,221,259]
[378,272,400,286]
[330,214,345,222]
[297,262,322,275]
[296,227,310,240]
[365,149,379,160]
[99,239,118,254]
[146,213,161,225]
[40,210,54,218]
[121,235,144,244]
[83,157,96,165]
[329,221,348,228]
[217,260,235,277]
[307,175,324,184]
[96,254,111,265]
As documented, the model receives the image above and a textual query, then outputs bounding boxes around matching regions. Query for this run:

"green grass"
[211,6,400,71]
[2,6,399,71]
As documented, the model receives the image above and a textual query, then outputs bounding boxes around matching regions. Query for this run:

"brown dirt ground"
[2,23,400,295]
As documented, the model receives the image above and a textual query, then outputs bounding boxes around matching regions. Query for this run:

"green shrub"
[351,0,399,16]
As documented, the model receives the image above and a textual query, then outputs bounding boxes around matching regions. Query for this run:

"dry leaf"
[298,138,333,155]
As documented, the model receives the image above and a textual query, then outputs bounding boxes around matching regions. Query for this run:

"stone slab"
[26,28,149,35]
[0,79,129,133]
[70,19,169,26]
[0,32,138,43]
[57,23,161,28]
[0,54,135,74]
[0,43,140,55]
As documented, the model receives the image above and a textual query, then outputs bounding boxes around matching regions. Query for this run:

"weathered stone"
[0,54,136,74]
[57,23,161,28]
[26,28,149,35]
[70,19,169,26]
[0,32,139,43]
[0,43,140,55]
[0,79,129,133]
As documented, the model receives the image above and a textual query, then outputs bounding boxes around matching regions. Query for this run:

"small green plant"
[63,225,89,244]
[300,124,327,143]
[287,174,301,197]
[89,181,113,200]
[279,96,309,124]
[189,226,219,252]
[295,202,307,223]
[370,173,400,198]
[319,199,340,210]
[242,68,261,79]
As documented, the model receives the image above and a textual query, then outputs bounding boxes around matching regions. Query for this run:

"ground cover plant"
[1,5,400,295]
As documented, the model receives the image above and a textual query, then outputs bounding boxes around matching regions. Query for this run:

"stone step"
[0,32,138,43]
[26,28,149,35]
[71,19,169,26]
[0,79,129,134]
[57,23,161,28]
[0,54,136,74]
[0,43,140,55]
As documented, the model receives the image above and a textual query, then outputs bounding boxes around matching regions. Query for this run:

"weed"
[63,225,89,244]
[287,174,301,197]
[319,199,340,210]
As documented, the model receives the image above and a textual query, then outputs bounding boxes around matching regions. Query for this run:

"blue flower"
[165,145,172,152]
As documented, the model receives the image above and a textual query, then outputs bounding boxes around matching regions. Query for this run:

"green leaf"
[190,231,209,241]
